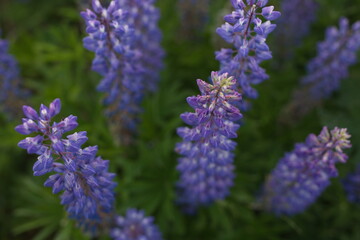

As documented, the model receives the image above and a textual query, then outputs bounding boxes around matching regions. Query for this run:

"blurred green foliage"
[0,0,360,239]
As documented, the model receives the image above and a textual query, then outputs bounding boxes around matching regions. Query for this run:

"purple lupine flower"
[0,35,26,116]
[342,164,360,204]
[110,209,163,240]
[81,0,164,144]
[277,0,317,48]
[15,99,117,234]
[175,71,242,213]
[259,127,351,216]
[216,0,280,110]
[301,17,360,100]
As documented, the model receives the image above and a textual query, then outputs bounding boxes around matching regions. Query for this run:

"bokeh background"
[1,0,360,239]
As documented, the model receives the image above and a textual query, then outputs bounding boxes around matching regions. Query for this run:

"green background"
[0,0,360,239]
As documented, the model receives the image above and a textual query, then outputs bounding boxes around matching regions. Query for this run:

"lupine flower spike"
[259,127,351,215]
[15,98,117,234]
[175,71,242,213]
[342,164,360,204]
[81,0,164,144]
[0,34,27,116]
[216,0,280,110]
[301,18,360,100]
[281,18,360,122]
[111,209,163,240]
[275,0,318,56]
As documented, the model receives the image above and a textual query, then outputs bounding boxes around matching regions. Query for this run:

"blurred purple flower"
[259,127,351,215]
[302,18,360,100]
[111,209,163,240]
[81,0,164,144]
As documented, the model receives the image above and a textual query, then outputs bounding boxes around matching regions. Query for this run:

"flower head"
[216,0,280,110]
[111,209,163,240]
[15,99,117,234]
[259,127,351,215]
[175,72,242,213]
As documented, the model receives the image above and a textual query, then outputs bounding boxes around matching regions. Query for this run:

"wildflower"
[259,127,351,215]
[216,0,280,110]
[81,0,164,144]
[15,98,117,234]
[175,72,242,213]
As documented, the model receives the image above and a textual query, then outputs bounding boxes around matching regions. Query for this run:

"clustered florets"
[15,99,117,233]
[81,0,164,144]
[175,72,242,213]
[111,209,163,240]
[301,17,360,100]
[259,127,351,215]
[216,0,280,110]
[278,0,318,47]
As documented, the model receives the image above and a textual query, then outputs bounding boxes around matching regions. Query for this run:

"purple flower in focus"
[81,0,164,144]
[15,99,117,234]
[111,209,163,240]
[175,72,242,213]
[259,127,351,215]
[216,0,280,110]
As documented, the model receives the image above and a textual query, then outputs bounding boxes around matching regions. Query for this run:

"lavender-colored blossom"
[0,35,26,115]
[175,72,242,213]
[259,127,351,216]
[111,209,163,240]
[342,164,360,204]
[15,99,117,234]
[277,0,318,47]
[301,18,360,100]
[216,0,280,110]
[81,0,164,144]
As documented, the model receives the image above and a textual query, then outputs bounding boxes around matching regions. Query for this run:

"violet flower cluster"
[259,127,351,216]
[216,0,280,110]
[342,164,360,204]
[277,0,317,47]
[175,72,242,213]
[81,0,164,144]
[0,35,24,115]
[15,99,117,234]
[111,209,163,240]
[301,18,360,100]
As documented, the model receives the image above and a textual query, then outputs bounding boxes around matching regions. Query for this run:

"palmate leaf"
[12,177,87,240]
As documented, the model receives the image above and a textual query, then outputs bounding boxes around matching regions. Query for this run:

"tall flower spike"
[216,0,280,110]
[111,209,163,240]
[259,127,351,216]
[15,99,117,235]
[175,72,242,213]
[275,0,317,57]
[281,18,360,123]
[0,34,27,116]
[81,0,164,144]
[301,18,360,100]
[342,164,360,204]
